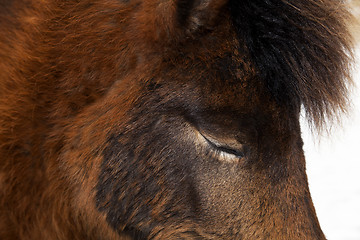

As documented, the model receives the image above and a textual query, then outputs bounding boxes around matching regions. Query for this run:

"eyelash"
[213,145,245,159]
[203,135,245,159]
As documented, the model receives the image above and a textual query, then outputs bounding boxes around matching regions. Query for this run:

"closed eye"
[198,133,245,162]
[203,136,245,159]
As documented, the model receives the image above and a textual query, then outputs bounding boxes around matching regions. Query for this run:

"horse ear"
[133,0,228,46]
[175,0,228,33]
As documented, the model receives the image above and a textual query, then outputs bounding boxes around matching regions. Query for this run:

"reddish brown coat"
[0,0,352,239]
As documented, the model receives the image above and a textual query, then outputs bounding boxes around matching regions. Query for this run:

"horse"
[0,0,353,239]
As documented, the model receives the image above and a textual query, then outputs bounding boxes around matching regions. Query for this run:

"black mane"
[229,0,353,129]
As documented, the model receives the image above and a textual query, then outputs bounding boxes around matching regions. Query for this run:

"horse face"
[92,48,317,239]
[61,1,331,238]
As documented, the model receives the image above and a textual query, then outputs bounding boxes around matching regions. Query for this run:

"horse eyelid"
[215,145,245,158]
[201,134,245,159]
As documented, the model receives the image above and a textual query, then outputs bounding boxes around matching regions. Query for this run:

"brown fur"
[0,0,352,239]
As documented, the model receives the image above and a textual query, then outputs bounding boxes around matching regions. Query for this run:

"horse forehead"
[186,59,261,109]
[164,42,256,94]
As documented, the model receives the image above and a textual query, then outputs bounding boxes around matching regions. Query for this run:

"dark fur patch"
[176,0,196,27]
[96,134,154,238]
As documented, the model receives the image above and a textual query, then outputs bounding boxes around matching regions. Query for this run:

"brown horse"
[0,0,353,239]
